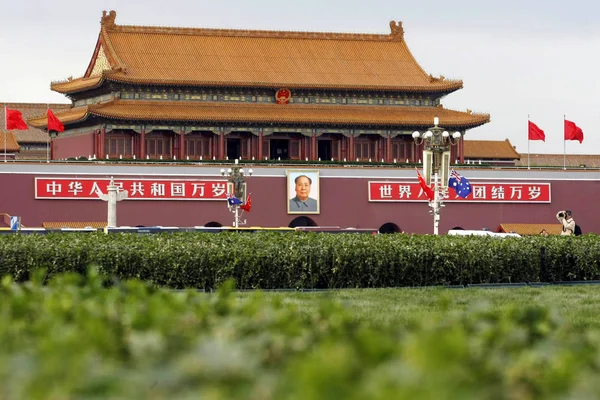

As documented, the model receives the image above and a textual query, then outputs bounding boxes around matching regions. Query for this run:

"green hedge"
[0,232,599,288]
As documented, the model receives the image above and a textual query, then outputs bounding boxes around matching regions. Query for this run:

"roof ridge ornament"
[389,21,404,40]
[101,10,117,29]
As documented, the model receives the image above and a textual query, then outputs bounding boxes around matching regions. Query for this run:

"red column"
[100,127,106,159]
[93,129,99,158]
[386,135,392,162]
[50,137,54,160]
[304,137,310,160]
[140,128,146,159]
[218,130,225,159]
[179,130,185,159]
[258,130,263,160]
[459,136,464,163]
[413,141,419,163]
[311,135,317,160]
[212,133,218,159]
[349,135,354,161]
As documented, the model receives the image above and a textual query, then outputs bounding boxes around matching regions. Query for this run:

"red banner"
[35,178,227,200]
[369,181,551,203]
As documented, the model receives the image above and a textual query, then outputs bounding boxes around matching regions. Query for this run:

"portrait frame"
[286,170,320,214]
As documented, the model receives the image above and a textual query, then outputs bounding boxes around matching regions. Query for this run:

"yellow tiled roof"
[0,131,21,152]
[28,100,490,129]
[51,11,463,94]
[463,139,520,160]
[42,222,106,229]
[1,103,70,143]
[515,154,600,168]
[28,106,88,128]
[496,223,563,236]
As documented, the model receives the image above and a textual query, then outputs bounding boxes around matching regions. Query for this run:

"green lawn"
[253,285,600,331]
[4,273,600,399]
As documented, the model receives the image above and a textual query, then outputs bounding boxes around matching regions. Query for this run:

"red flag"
[564,120,584,143]
[416,169,435,201]
[47,109,64,132]
[240,193,251,212]
[528,121,545,141]
[5,107,28,130]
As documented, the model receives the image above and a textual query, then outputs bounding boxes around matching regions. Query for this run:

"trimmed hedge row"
[0,232,598,289]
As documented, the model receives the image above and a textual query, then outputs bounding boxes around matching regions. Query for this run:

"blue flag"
[226,193,243,206]
[448,170,472,198]
[9,216,20,230]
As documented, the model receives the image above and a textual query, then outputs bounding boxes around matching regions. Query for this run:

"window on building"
[290,139,301,160]
[354,140,376,160]
[186,136,206,158]
[105,135,133,157]
[391,141,413,161]
[146,136,172,158]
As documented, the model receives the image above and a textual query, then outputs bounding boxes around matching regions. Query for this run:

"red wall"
[53,132,95,159]
[0,166,597,233]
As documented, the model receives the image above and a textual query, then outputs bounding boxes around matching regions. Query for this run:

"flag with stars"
[226,193,243,206]
[10,216,20,230]
[448,169,472,198]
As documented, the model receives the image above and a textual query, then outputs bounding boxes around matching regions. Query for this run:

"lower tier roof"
[28,99,490,130]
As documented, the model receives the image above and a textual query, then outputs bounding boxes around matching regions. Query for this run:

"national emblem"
[275,88,291,104]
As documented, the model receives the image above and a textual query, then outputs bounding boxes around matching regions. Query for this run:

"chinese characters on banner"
[369,181,551,203]
[35,178,227,200]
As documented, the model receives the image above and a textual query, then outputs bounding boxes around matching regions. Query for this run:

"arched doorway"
[204,221,223,227]
[288,216,317,228]
[378,222,401,234]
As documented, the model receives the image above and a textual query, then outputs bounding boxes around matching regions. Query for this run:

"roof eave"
[103,75,464,94]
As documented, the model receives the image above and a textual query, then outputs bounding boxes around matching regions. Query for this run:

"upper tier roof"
[51,10,463,95]
[27,100,489,130]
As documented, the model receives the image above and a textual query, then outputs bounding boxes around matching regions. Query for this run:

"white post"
[234,205,239,228]
[96,177,129,227]
[432,171,440,235]
[107,182,118,227]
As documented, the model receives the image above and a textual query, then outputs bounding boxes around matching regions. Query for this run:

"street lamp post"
[220,159,253,228]
[412,117,462,235]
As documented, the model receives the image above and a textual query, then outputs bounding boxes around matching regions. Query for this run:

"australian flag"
[448,169,472,198]
[226,193,243,206]
[10,216,20,231]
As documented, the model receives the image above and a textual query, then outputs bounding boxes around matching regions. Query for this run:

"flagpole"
[563,115,566,170]
[46,104,50,163]
[4,104,7,163]
[527,114,530,170]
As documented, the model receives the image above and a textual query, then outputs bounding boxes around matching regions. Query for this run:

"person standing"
[556,210,575,236]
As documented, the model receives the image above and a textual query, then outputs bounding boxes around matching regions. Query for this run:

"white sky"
[1,0,598,154]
